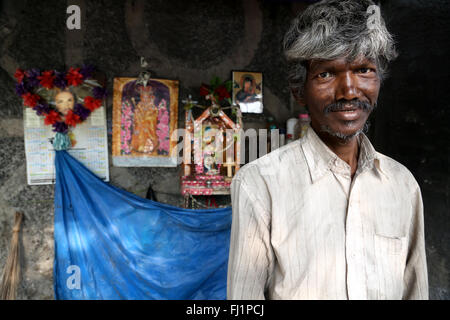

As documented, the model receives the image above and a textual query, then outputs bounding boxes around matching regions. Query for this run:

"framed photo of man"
[112,77,179,167]
[232,71,263,113]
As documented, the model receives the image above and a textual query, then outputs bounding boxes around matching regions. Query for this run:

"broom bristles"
[0,211,23,300]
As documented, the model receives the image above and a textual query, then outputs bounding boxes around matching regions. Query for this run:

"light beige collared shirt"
[227,126,428,300]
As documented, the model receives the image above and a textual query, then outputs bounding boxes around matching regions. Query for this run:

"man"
[227,0,428,300]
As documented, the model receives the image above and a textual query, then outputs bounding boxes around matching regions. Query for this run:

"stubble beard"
[318,99,376,143]
[320,120,370,143]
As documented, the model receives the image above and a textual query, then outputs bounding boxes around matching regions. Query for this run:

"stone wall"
[0,0,448,299]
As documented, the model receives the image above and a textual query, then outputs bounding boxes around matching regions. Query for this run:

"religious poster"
[17,66,110,185]
[231,71,263,113]
[24,105,109,185]
[112,77,179,167]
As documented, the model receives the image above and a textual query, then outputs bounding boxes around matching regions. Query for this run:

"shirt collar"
[299,126,388,183]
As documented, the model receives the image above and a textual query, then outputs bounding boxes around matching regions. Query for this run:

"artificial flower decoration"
[54,71,68,89]
[93,86,108,100]
[199,76,232,106]
[25,69,41,87]
[14,69,25,83]
[215,85,231,101]
[14,64,107,150]
[44,110,62,125]
[65,67,84,87]
[80,64,95,79]
[15,82,28,96]
[64,110,81,127]
[33,103,51,116]
[74,103,91,120]
[52,121,68,134]
[199,84,210,97]
[22,92,40,107]
[84,96,102,111]
[37,70,56,89]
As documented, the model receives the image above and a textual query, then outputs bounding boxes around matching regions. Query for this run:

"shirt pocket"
[372,233,408,299]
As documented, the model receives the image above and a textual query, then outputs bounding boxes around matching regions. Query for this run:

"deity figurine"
[131,86,159,154]
[202,125,219,175]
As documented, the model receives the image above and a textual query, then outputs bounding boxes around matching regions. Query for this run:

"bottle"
[279,128,286,147]
[266,116,275,130]
[286,117,299,143]
[294,113,310,140]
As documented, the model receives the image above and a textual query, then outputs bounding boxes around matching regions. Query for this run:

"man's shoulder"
[230,142,301,213]
[232,140,301,184]
[375,151,420,190]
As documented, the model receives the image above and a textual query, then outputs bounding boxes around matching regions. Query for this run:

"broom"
[0,211,24,300]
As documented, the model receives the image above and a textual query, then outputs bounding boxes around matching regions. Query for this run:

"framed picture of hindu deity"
[231,71,263,113]
[112,77,179,167]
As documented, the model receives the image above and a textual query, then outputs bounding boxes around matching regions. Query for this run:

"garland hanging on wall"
[14,65,107,150]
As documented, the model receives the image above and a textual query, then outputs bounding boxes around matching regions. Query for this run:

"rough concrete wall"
[0,0,448,299]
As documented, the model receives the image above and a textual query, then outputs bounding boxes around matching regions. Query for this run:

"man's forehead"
[307,55,376,70]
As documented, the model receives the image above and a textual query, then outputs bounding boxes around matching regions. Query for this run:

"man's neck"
[313,127,360,178]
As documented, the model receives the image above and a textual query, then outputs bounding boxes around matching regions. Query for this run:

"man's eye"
[317,72,332,79]
[358,68,373,74]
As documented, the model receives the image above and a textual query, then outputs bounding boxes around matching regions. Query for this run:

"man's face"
[300,55,380,140]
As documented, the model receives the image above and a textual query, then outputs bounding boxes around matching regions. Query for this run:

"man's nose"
[335,72,360,101]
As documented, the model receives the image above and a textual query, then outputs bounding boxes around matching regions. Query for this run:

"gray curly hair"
[284,0,398,98]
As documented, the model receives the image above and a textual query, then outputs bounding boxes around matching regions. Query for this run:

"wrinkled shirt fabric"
[227,126,428,300]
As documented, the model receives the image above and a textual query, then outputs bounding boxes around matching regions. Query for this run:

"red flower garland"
[14,66,107,135]
[37,70,56,89]
[84,96,102,111]
[64,110,82,127]
[66,67,83,87]
[14,69,25,83]
[22,92,40,108]
[44,110,61,125]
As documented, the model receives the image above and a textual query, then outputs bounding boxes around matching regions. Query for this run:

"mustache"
[323,99,375,114]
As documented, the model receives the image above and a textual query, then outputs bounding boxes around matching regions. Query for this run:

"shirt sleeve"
[227,172,274,300]
[402,183,429,299]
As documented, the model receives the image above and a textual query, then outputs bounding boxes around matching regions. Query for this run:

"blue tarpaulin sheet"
[53,150,232,300]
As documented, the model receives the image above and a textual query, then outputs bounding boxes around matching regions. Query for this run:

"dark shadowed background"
[0,0,448,299]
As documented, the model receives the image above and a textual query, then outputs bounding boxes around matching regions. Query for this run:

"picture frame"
[231,71,263,113]
[112,77,179,167]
